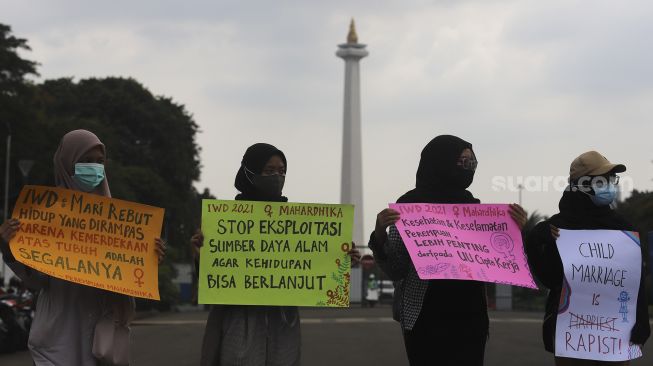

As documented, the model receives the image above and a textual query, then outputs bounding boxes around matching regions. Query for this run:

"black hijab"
[397,135,479,204]
[397,135,488,326]
[234,143,288,202]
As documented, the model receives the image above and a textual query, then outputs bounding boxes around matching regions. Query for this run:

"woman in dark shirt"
[369,135,527,366]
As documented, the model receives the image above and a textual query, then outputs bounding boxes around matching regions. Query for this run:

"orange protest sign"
[9,185,164,300]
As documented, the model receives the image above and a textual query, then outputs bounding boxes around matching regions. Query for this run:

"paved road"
[1,306,652,365]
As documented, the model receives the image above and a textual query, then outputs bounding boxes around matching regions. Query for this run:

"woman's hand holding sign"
[374,208,401,243]
[0,219,20,253]
[347,242,361,266]
[155,238,167,264]
[190,229,204,260]
[508,204,527,231]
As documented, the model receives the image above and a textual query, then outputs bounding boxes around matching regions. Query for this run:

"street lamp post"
[2,122,11,285]
[518,184,524,206]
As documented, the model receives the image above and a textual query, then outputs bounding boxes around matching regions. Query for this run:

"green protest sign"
[198,200,354,307]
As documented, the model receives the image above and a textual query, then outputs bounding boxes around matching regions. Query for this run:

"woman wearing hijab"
[0,129,166,365]
[369,135,527,366]
[191,142,360,366]
[525,151,650,365]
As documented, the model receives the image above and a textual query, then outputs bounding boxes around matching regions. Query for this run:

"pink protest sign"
[389,203,537,289]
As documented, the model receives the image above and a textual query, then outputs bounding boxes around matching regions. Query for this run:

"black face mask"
[252,175,285,199]
[450,168,475,189]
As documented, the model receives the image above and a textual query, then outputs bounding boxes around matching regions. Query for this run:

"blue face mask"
[72,163,105,192]
[590,183,617,207]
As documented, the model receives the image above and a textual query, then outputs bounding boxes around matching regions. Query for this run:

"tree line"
[0,23,212,308]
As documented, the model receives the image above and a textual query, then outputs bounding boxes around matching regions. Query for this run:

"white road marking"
[132,317,548,326]
[490,318,541,324]
[133,320,207,325]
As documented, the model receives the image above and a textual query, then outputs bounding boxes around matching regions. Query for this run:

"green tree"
[0,23,41,216]
[26,77,209,308]
[0,23,38,98]
[616,190,653,305]
[522,210,546,236]
[0,23,211,308]
[616,190,653,233]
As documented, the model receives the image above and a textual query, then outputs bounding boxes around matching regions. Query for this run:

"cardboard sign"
[555,229,642,361]
[390,203,536,288]
[198,200,354,307]
[10,185,164,300]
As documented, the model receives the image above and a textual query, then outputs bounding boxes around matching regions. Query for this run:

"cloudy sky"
[4,0,653,241]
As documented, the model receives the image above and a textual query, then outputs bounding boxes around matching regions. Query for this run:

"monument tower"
[337,20,368,249]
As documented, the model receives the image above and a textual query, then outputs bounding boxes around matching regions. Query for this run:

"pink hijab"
[53,129,111,197]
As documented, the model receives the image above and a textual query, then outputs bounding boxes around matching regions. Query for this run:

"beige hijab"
[54,129,134,324]
[54,129,111,197]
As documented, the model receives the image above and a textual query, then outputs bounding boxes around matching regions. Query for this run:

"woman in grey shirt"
[0,129,165,366]
[191,143,361,366]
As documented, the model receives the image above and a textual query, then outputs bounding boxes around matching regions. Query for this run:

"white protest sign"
[555,229,642,361]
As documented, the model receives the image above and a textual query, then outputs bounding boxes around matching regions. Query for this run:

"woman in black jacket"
[369,135,527,366]
[526,151,650,365]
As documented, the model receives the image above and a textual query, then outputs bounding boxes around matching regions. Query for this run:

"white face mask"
[588,183,617,206]
[72,163,105,192]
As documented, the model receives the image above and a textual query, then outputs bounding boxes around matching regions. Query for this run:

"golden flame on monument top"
[347,19,358,44]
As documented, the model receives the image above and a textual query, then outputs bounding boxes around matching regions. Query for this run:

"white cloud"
[3,0,653,240]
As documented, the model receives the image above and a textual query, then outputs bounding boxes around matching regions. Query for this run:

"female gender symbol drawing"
[490,232,515,261]
[133,268,145,287]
